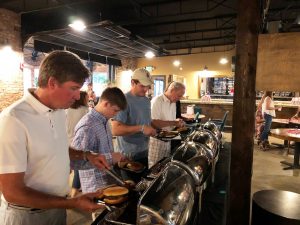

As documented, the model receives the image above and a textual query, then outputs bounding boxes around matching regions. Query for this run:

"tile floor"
[66,132,300,225]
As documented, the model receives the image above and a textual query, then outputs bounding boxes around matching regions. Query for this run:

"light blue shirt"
[114,92,151,160]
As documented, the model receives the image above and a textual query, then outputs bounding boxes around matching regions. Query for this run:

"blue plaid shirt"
[71,109,115,193]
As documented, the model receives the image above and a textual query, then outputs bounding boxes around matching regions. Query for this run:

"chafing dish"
[171,141,213,186]
[203,121,222,141]
[188,129,219,160]
[146,157,171,179]
[187,129,220,184]
[137,163,197,225]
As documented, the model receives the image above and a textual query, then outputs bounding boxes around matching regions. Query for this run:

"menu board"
[212,78,234,95]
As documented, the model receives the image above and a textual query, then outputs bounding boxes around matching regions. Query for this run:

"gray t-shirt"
[114,92,151,160]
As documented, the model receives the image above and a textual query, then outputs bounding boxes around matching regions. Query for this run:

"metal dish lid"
[203,121,222,140]
[188,129,219,159]
[171,141,213,185]
[171,141,214,162]
[137,163,196,225]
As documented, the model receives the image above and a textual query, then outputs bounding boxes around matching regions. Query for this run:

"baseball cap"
[132,68,153,86]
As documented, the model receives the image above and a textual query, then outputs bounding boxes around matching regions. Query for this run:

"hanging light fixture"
[173,60,181,67]
[203,65,208,71]
[219,40,228,64]
[145,51,155,59]
[219,57,228,64]
[69,19,86,31]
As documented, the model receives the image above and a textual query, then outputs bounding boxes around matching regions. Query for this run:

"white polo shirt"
[151,94,176,131]
[0,89,70,198]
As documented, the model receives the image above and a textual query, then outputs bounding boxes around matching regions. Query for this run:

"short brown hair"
[70,91,88,109]
[100,87,127,110]
[38,50,90,87]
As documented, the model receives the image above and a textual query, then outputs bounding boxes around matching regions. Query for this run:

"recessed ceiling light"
[145,51,155,58]
[69,20,86,32]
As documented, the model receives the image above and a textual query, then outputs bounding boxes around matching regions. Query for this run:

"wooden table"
[272,118,300,126]
[252,190,300,225]
[181,113,205,120]
[270,128,300,170]
[272,119,290,147]
[272,118,290,125]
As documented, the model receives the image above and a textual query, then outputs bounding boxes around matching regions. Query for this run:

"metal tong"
[95,199,113,211]
[104,168,126,186]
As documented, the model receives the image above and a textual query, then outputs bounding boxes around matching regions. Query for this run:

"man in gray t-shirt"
[111,68,156,166]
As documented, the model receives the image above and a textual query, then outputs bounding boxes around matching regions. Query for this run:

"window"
[152,75,166,97]
[92,72,109,97]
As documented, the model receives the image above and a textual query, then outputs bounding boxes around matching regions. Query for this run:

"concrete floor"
[66,132,300,225]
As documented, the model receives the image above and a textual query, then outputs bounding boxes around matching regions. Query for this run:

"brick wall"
[0,9,23,112]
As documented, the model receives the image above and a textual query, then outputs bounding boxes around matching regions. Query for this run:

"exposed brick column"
[0,8,23,111]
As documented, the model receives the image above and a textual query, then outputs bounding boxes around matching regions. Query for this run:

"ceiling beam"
[140,26,236,38]
[161,41,236,51]
[122,13,237,27]
[155,34,235,45]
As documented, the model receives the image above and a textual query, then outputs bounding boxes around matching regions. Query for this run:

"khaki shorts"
[0,200,66,225]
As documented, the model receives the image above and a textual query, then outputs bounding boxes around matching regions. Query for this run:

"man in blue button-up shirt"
[71,87,127,193]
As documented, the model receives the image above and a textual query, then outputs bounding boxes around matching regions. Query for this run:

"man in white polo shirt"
[0,51,109,225]
[148,82,185,168]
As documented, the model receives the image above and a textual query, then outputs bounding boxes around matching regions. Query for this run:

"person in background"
[167,82,183,119]
[292,106,300,119]
[66,91,89,144]
[255,93,267,144]
[65,91,89,198]
[200,91,211,102]
[0,50,109,225]
[260,91,281,150]
[87,83,97,108]
[290,106,300,123]
[71,87,127,220]
[148,82,185,168]
[111,68,157,167]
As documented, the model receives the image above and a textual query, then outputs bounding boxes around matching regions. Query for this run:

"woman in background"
[255,93,266,144]
[66,91,89,197]
[290,106,300,121]
[260,91,281,150]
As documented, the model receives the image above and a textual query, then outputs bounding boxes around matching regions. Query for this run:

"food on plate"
[118,160,129,168]
[176,127,188,132]
[103,186,129,205]
[158,130,178,138]
[126,162,144,171]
